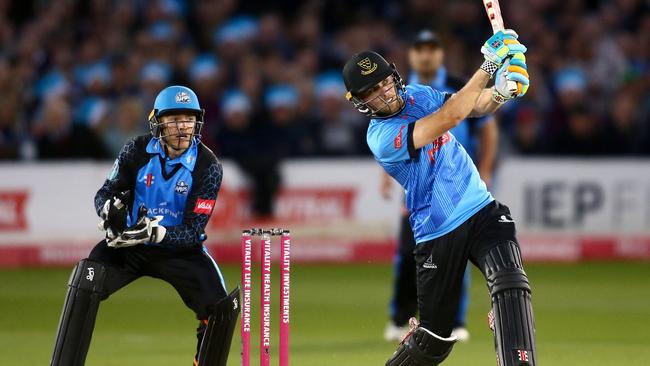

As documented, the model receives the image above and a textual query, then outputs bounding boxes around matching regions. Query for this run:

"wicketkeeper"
[50,85,239,366]
[342,30,536,365]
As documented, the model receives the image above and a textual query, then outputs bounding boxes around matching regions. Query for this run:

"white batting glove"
[492,52,530,103]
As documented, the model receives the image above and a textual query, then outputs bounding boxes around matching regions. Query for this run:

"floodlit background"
[1,0,649,365]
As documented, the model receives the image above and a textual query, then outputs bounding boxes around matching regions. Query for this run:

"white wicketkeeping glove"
[107,207,166,248]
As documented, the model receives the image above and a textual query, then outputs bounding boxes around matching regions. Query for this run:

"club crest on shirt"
[175,180,189,195]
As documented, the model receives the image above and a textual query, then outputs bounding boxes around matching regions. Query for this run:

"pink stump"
[240,231,252,366]
[280,231,291,366]
[260,233,272,366]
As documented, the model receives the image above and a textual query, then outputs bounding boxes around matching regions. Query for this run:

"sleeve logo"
[427,132,451,164]
[194,198,216,214]
[394,125,406,149]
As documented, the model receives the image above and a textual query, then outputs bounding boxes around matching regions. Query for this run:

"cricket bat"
[482,0,519,95]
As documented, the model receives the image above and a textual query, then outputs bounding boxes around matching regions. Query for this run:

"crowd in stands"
[0,0,648,162]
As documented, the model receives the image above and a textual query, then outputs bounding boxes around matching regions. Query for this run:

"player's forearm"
[413,70,490,149]
[469,88,502,117]
[439,70,490,125]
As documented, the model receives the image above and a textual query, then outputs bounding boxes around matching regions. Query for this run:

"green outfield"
[1,262,649,365]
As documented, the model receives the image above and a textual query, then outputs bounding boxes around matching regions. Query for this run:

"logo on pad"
[194,198,216,214]
[86,268,95,281]
[516,350,529,362]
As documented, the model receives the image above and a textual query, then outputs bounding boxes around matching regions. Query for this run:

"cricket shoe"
[451,326,470,342]
[384,321,410,342]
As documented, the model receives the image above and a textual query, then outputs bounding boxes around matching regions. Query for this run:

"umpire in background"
[50,86,239,366]
[383,30,499,342]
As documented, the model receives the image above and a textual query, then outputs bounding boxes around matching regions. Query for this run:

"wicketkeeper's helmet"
[148,85,205,142]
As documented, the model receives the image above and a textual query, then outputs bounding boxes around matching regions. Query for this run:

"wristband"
[480,59,499,78]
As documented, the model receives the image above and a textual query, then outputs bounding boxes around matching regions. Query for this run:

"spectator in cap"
[138,61,173,108]
[0,92,28,160]
[213,15,259,62]
[189,54,222,149]
[265,84,317,157]
[602,93,645,155]
[546,67,589,139]
[33,71,70,101]
[508,105,547,155]
[100,98,148,157]
[549,103,608,156]
[313,71,365,156]
[220,89,281,220]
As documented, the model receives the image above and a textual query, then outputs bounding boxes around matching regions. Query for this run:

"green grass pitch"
[1,262,649,365]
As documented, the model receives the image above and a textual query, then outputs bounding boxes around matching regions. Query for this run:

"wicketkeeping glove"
[493,52,530,103]
[98,191,130,240]
[107,205,167,248]
[481,29,527,67]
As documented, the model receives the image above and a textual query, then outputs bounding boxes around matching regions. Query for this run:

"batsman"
[50,86,240,366]
[342,30,536,365]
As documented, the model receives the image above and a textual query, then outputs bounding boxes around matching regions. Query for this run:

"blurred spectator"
[505,105,547,156]
[189,53,222,150]
[100,98,148,157]
[32,97,109,160]
[218,90,280,218]
[265,84,318,157]
[217,90,256,158]
[602,93,645,155]
[546,67,589,140]
[313,71,365,156]
[0,92,26,160]
[548,104,609,156]
[0,0,647,160]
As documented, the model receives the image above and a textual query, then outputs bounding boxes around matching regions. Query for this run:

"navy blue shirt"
[95,135,222,248]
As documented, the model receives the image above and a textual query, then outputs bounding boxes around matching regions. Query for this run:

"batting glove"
[107,206,167,248]
[481,29,527,67]
[493,52,529,103]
